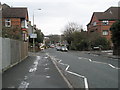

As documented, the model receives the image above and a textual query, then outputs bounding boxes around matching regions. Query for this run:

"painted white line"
[67,71,89,90]
[108,64,116,68]
[89,59,92,62]
[108,64,120,69]
[58,60,62,63]
[29,56,41,73]
[58,59,89,90]
[47,53,89,90]
[67,71,85,78]
[78,57,119,70]
[65,65,70,71]
[46,75,51,78]
[84,78,89,90]
[18,81,29,88]
[46,53,73,88]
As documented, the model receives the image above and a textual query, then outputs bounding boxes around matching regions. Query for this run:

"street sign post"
[30,34,37,38]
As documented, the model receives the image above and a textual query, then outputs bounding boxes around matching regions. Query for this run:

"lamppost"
[32,9,41,52]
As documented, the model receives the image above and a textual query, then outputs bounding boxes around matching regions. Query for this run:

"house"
[2,3,29,41]
[87,7,120,41]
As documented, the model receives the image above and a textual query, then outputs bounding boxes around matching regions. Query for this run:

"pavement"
[2,51,71,89]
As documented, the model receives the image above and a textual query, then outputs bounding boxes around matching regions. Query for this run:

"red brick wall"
[87,15,116,41]
[11,18,21,27]
[3,18,21,27]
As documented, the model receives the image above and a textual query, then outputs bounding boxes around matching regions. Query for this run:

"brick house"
[2,3,29,41]
[87,7,120,42]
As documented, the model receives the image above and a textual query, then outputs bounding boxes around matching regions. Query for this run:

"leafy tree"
[88,32,110,50]
[35,30,44,43]
[110,20,120,55]
[70,31,89,50]
[63,22,110,51]
[91,37,110,50]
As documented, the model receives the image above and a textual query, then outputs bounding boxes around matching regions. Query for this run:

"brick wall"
[87,15,116,41]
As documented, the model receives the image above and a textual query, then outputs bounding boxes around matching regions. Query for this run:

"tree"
[63,22,110,51]
[70,31,89,50]
[35,30,44,43]
[88,32,110,50]
[63,22,83,46]
[110,20,120,55]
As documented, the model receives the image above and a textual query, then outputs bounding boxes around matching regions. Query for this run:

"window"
[93,22,97,26]
[21,19,27,28]
[5,19,11,27]
[102,30,109,35]
[102,20,109,25]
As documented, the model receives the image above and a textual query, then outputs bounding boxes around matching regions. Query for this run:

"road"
[46,48,119,89]
[2,52,69,89]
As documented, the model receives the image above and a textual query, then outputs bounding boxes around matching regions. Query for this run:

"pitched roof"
[2,4,28,20]
[87,7,120,26]
[94,7,120,20]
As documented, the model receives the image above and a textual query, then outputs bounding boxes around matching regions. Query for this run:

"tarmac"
[87,50,120,59]
[2,51,72,89]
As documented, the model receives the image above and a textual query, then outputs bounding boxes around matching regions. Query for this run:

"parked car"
[56,46,61,51]
[93,46,101,50]
[61,46,68,52]
[50,44,55,48]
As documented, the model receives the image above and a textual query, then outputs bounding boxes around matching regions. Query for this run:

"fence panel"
[10,39,17,65]
[2,38,11,69]
[0,37,2,72]
[2,38,28,71]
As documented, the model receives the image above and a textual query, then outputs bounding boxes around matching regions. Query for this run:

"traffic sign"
[30,34,37,38]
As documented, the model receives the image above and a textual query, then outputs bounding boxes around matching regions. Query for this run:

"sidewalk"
[2,51,70,89]
[88,50,120,59]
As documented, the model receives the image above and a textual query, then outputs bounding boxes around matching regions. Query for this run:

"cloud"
[1,0,119,35]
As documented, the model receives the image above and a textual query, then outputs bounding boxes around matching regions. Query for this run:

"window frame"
[102,30,109,36]
[5,19,11,27]
[102,20,109,25]
[93,22,97,26]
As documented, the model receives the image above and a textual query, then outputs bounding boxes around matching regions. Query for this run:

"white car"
[61,46,68,52]
[56,46,61,51]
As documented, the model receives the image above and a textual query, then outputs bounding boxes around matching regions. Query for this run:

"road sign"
[30,34,37,38]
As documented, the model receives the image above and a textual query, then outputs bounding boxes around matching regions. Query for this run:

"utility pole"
[32,9,41,52]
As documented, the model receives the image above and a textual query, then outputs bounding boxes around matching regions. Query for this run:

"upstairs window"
[21,19,28,28]
[93,22,97,26]
[5,19,11,27]
[102,30,109,35]
[102,20,109,25]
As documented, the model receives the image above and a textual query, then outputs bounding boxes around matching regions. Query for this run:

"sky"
[1,0,120,35]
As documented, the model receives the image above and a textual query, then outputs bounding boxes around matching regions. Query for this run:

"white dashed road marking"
[46,53,89,90]
[78,57,120,69]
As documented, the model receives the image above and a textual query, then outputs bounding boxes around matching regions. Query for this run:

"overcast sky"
[1,0,120,35]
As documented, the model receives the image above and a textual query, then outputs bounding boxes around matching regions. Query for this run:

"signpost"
[30,34,37,38]
[30,34,37,52]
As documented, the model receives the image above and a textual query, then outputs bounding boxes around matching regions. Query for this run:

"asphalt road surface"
[2,52,69,89]
[45,48,119,89]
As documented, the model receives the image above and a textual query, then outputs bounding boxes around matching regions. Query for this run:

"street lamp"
[32,9,41,52]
